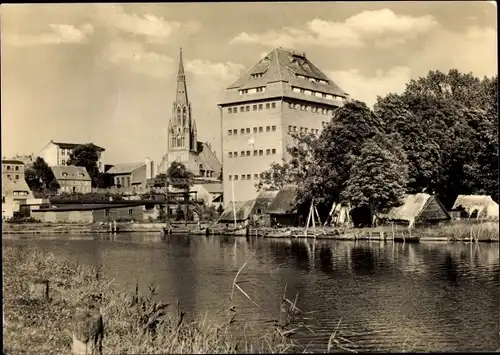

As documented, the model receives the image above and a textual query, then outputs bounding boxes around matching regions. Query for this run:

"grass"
[419,221,500,242]
[2,245,354,354]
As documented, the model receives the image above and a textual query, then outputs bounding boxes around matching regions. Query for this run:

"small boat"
[266,229,292,238]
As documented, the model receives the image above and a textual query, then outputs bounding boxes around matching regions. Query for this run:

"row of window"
[5,174,20,180]
[228,125,277,136]
[228,148,277,158]
[105,208,134,216]
[228,173,266,181]
[228,101,276,114]
[60,149,72,156]
[290,86,345,101]
[288,102,336,115]
[288,126,320,134]
[238,86,266,95]
[3,165,21,171]
[294,74,328,85]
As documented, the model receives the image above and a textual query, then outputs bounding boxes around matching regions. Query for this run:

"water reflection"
[3,235,499,352]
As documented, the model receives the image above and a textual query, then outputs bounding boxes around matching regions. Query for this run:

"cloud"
[3,23,94,47]
[327,67,412,107]
[95,5,200,43]
[185,59,245,83]
[230,9,438,48]
[101,40,174,78]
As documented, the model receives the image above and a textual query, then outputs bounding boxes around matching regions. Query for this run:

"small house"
[252,190,279,227]
[218,200,256,226]
[191,182,223,209]
[377,193,451,227]
[105,159,155,190]
[267,188,299,227]
[2,178,34,219]
[51,166,92,194]
[451,195,499,220]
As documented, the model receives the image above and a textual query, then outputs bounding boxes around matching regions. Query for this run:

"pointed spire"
[176,47,188,105]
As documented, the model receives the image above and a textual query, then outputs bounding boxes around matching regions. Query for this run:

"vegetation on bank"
[257,70,498,225]
[3,246,353,354]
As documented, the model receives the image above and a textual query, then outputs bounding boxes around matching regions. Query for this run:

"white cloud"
[327,67,412,107]
[96,5,200,43]
[102,40,174,78]
[3,23,94,46]
[185,59,245,83]
[230,9,438,48]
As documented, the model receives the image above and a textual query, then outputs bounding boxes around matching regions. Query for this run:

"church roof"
[219,47,348,106]
[106,162,145,175]
[194,142,222,175]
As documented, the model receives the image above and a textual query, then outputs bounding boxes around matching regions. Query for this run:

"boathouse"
[451,195,499,220]
[218,190,278,226]
[376,193,451,227]
[267,188,299,227]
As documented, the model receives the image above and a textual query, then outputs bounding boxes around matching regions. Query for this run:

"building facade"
[218,47,349,203]
[158,48,222,180]
[106,159,155,189]
[39,140,106,172]
[51,166,92,194]
[2,159,34,219]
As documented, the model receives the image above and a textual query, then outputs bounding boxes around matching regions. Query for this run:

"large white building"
[39,140,106,173]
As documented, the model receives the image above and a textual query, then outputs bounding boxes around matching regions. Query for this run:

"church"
[157,49,222,181]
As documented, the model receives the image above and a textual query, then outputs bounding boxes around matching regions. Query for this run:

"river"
[3,233,499,352]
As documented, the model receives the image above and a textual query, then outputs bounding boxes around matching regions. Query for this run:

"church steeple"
[176,48,188,105]
[168,48,197,153]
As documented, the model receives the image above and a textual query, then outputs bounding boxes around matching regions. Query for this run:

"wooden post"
[72,309,104,355]
[304,202,312,237]
[29,279,49,301]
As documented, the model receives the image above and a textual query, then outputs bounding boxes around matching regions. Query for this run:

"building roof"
[452,195,499,218]
[51,141,105,152]
[201,183,223,194]
[35,203,146,212]
[219,47,348,106]
[106,162,145,175]
[219,200,256,222]
[194,142,222,175]
[253,190,279,213]
[51,166,91,181]
[377,193,451,223]
[2,178,33,196]
[267,188,298,214]
[2,159,24,165]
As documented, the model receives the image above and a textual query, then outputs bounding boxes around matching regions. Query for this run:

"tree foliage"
[166,162,194,190]
[66,144,102,187]
[25,157,59,194]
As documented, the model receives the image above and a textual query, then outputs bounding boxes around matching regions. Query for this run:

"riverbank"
[3,245,348,354]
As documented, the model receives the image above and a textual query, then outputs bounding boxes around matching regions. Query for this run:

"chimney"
[145,157,154,179]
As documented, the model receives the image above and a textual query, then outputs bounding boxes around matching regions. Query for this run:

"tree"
[166,162,194,190]
[25,157,59,194]
[66,144,101,187]
[341,136,409,227]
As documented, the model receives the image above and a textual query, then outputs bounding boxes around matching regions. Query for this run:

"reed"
[421,221,499,242]
[2,245,354,354]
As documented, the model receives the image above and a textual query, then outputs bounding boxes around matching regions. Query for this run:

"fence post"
[72,309,104,355]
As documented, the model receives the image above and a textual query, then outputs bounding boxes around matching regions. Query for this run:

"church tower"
[167,48,197,153]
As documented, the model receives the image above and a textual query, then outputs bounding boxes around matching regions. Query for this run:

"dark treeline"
[257,69,498,223]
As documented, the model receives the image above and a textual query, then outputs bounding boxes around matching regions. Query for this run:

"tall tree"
[341,136,409,226]
[25,157,59,193]
[167,162,194,190]
[66,144,101,187]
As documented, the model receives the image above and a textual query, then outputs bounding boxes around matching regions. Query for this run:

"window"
[259,150,263,156]
[234,175,239,180]
[242,174,246,180]
[253,127,257,133]
[14,166,19,171]
[241,151,245,157]
[259,127,263,133]
[272,125,276,131]
[271,102,276,108]
[228,130,232,135]
[266,103,270,109]
[266,126,270,132]
[272,148,276,154]
[228,108,232,113]
[128,209,133,216]
[260,173,264,178]
[254,174,259,179]
[240,128,245,134]
[288,126,292,132]
[246,174,251,180]
[258,104,263,110]
[266,149,271,155]
[246,106,250,112]
[300,88,305,93]
[105,209,110,216]
[246,128,250,134]
[253,104,257,111]
[6,166,11,170]
[289,102,294,109]
[304,128,308,133]
[300,127,304,133]
[246,150,251,156]
[62,172,68,177]
[15,175,19,180]
[228,152,233,158]
[322,122,326,127]
[2,197,4,203]
[253,150,257,156]
[229,175,232,181]
[256,87,264,92]
[233,129,237,135]
[234,152,238,157]
[240,107,245,112]
[322,93,327,98]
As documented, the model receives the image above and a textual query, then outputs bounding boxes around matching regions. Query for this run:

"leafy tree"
[341,136,409,226]
[25,157,59,193]
[66,144,102,187]
[166,162,194,190]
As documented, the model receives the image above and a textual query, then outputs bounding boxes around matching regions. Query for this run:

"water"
[3,233,499,352]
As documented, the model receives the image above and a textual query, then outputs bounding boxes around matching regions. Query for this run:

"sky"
[1,2,497,166]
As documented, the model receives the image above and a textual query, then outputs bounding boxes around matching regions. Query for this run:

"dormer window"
[62,172,68,177]
[78,173,84,177]
[256,87,265,92]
